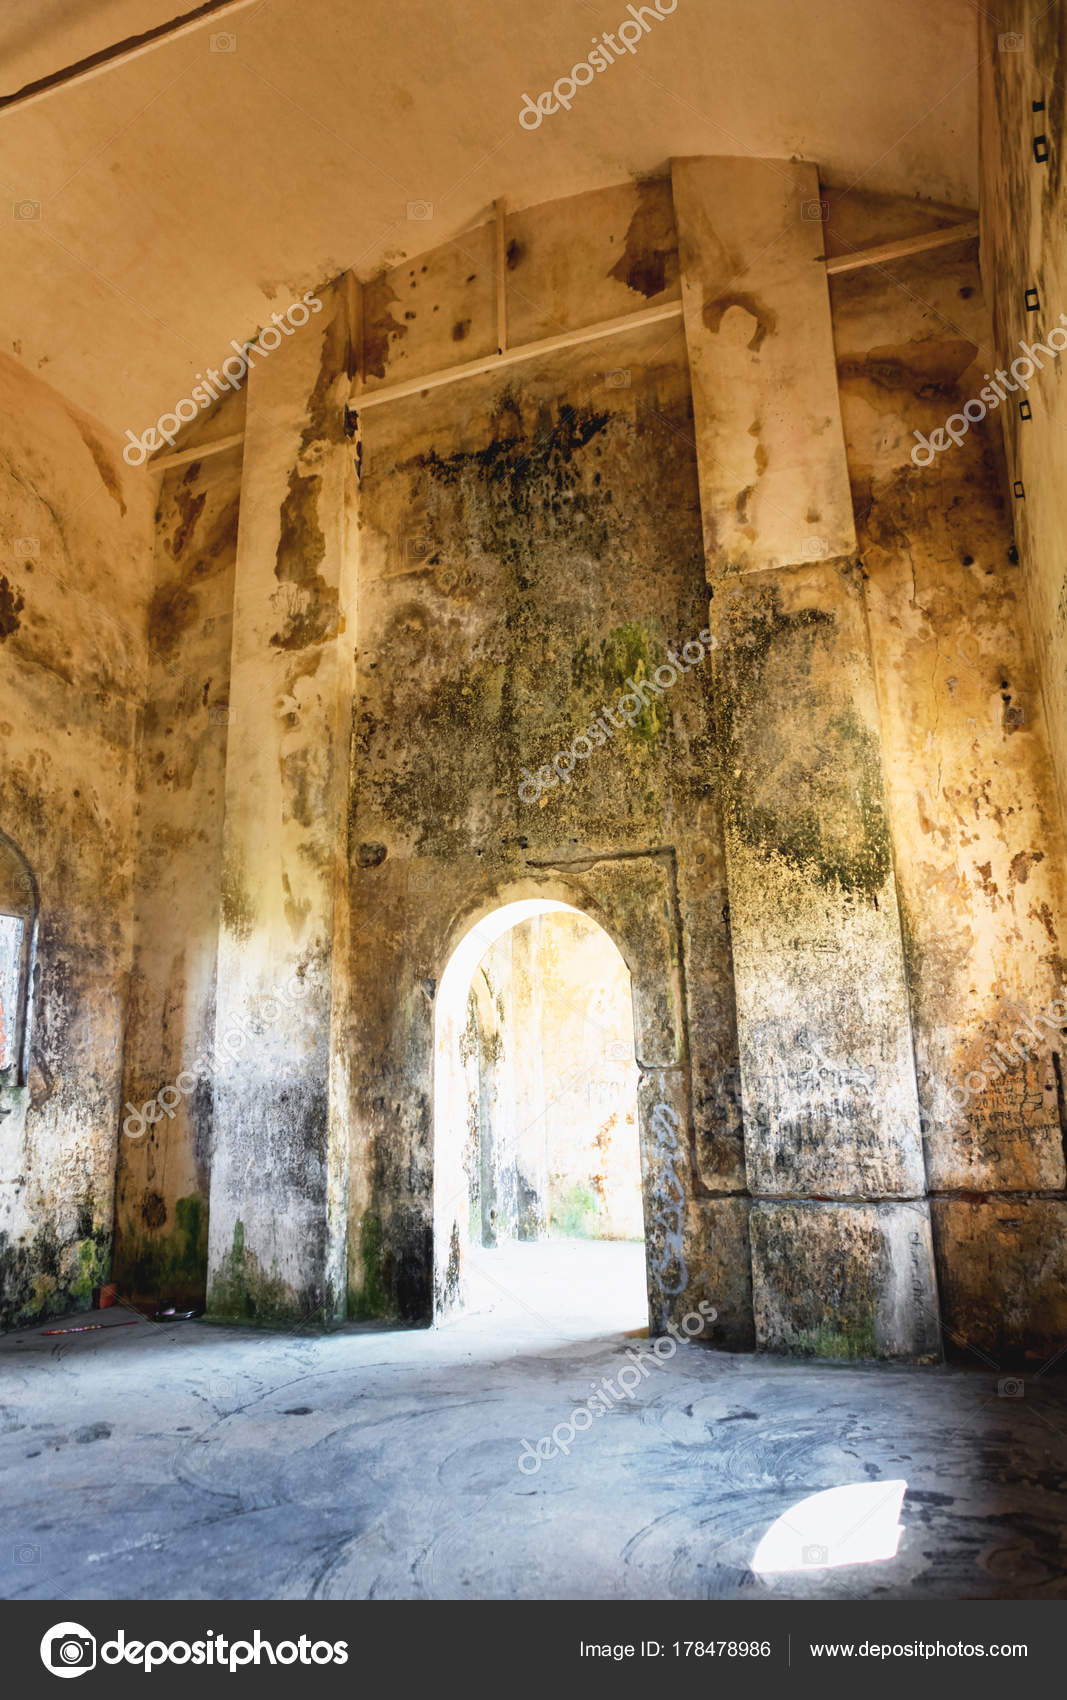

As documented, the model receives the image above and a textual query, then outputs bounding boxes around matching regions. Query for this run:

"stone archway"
[424,855,717,1338]
[433,898,647,1322]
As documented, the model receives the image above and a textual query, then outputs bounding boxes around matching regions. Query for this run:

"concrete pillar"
[672,157,940,1359]
[206,278,358,1324]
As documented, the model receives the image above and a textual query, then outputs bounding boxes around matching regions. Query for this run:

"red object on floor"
[98,1283,118,1308]
[41,1320,139,1336]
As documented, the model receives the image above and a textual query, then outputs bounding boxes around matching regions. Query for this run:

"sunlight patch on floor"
[752,1479,908,1573]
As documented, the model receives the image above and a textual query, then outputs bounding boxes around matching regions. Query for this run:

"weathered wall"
[9,157,1061,1362]
[112,391,245,1311]
[0,353,154,1326]
[828,185,1067,1362]
[349,181,745,1343]
[980,4,1067,838]
[189,168,1064,1359]
[675,160,939,1360]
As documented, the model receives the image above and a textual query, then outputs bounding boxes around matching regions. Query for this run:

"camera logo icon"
[801,1543,830,1566]
[998,1376,1025,1398]
[210,32,237,51]
[802,199,829,222]
[407,201,434,221]
[41,1623,96,1678]
[998,32,1024,52]
[605,368,632,389]
[209,704,235,726]
[14,537,40,556]
[14,1543,40,1563]
[13,200,41,220]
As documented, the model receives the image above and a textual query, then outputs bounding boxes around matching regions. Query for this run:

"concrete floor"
[2,1240,1066,1601]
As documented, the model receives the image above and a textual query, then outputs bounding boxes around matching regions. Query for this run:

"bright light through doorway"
[434,900,647,1332]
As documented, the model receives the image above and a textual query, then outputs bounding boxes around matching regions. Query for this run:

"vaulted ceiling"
[0,0,979,436]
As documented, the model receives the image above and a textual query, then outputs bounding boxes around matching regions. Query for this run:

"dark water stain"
[0,574,25,639]
[299,302,348,458]
[702,291,777,352]
[1010,850,1044,883]
[270,469,340,650]
[74,418,127,517]
[148,581,199,656]
[141,1190,167,1229]
[363,274,407,380]
[412,395,613,579]
[838,338,978,400]
[169,480,207,559]
[609,180,679,299]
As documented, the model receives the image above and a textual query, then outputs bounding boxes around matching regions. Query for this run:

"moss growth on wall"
[599,623,665,745]
[114,1192,208,1307]
[71,1231,111,1303]
[550,1182,598,1238]
[717,588,893,901]
[0,1216,112,1329]
[206,1215,314,1325]
[348,1210,387,1319]
[789,1321,879,1360]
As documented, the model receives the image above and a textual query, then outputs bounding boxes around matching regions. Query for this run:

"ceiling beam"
[139,218,981,460]
[148,430,245,474]
[351,300,685,411]
[0,0,260,116]
[824,220,979,276]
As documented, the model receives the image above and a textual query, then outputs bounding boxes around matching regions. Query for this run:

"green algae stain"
[599,623,665,745]
[348,1210,387,1320]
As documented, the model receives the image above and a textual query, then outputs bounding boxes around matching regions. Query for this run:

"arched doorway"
[434,900,648,1331]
